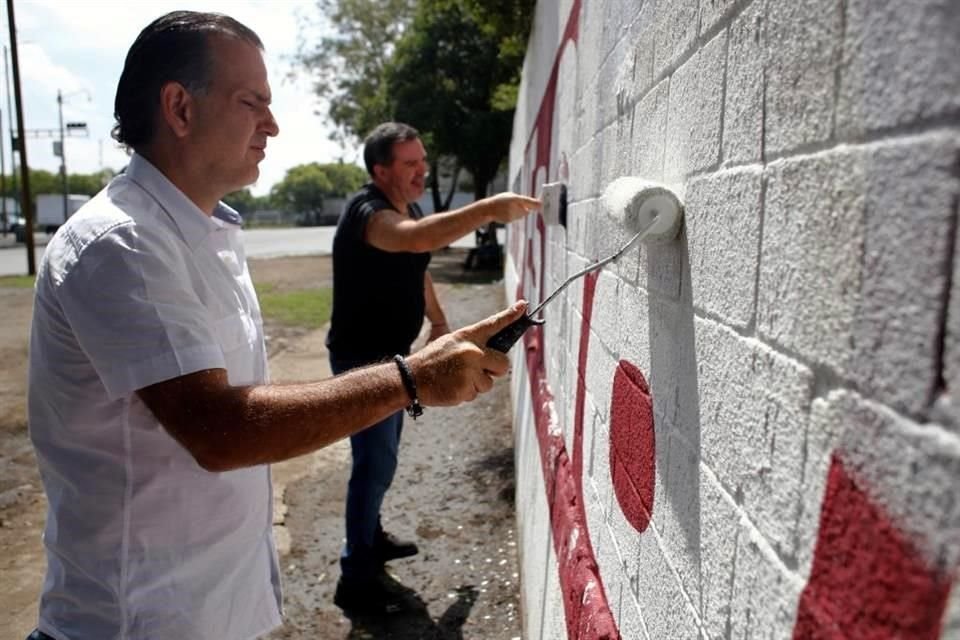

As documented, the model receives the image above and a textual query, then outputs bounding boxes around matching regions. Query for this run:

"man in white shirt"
[25,11,529,640]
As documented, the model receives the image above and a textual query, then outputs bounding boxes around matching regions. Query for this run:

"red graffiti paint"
[792,454,952,639]
[523,270,620,639]
[609,361,655,533]
[516,1,622,637]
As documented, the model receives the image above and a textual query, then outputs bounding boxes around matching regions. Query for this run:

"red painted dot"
[609,360,656,533]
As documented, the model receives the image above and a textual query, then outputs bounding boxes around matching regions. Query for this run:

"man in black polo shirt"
[326,122,539,613]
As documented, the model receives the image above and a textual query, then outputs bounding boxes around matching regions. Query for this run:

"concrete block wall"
[505,0,960,638]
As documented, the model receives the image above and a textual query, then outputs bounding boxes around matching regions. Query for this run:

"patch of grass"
[255,284,332,329]
[0,275,35,289]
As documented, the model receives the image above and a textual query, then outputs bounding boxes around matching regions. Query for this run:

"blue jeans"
[330,355,404,579]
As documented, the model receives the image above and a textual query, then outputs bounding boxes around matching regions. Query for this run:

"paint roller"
[486,177,684,352]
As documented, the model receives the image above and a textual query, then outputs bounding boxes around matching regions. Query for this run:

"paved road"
[0,226,497,277]
[0,228,345,276]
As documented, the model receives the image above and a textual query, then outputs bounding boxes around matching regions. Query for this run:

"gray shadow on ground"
[343,584,478,640]
[428,247,503,285]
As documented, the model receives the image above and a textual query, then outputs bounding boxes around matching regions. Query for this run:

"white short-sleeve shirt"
[28,154,283,640]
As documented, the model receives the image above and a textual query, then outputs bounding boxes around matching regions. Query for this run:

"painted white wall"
[507,1,960,638]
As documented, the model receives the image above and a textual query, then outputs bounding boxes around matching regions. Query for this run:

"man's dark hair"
[363,122,421,176]
[112,11,262,150]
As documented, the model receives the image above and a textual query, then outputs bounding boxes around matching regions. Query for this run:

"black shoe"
[333,570,420,615]
[374,529,419,562]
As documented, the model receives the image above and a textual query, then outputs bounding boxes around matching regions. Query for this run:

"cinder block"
[585,339,617,432]
[567,254,589,321]
[647,295,700,447]
[558,0,578,36]
[588,408,611,507]
[619,1,658,111]
[576,0,604,101]
[556,44,580,175]
[647,434,702,592]
[634,529,705,639]
[758,150,863,375]
[574,134,602,201]
[794,396,843,576]
[653,0,700,79]
[591,269,622,354]
[723,0,766,165]
[853,136,958,416]
[943,205,960,432]
[819,390,960,572]
[697,468,743,639]
[601,0,645,48]
[597,27,634,127]
[665,31,727,181]
[600,123,631,204]
[760,136,959,417]
[606,429,647,586]
[606,23,650,129]
[631,78,669,181]
[695,317,814,560]
[562,335,580,460]
[591,505,629,622]
[640,229,686,302]
[617,591,651,640]
[701,0,751,35]
[542,542,567,640]
[576,75,601,154]
[764,0,841,155]
[837,0,960,138]
[518,440,554,640]
[617,283,652,372]
[566,199,594,260]
[685,167,763,328]
[729,523,805,637]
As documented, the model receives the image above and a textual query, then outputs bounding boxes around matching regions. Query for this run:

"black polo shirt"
[326,183,431,363]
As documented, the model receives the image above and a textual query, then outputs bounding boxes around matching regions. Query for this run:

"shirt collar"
[124,154,243,250]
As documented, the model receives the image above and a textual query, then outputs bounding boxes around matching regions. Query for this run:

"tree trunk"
[442,164,460,211]
[473,173,496,248]
[429,159,461,213]
[429,160,442,213]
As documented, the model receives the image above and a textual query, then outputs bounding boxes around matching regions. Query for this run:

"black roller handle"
[486,313,545,352]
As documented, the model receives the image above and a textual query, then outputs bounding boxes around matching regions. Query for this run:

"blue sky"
[8,0,350,196]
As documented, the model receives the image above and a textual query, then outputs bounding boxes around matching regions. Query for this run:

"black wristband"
[393,355,423,420]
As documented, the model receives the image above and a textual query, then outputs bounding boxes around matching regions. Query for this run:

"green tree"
[295,0,417,145]
[68,169,114,196]
[26,169,60,197]
[270,162,367,224]
[317,161,368,196]
[385,0,533,200]
[223,188,261,215]
[298,0,533,207]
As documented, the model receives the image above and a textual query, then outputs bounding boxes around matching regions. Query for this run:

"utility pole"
[58,89,66,223]
[0,104,6,237]
[7,0,35,274]
[4,45,15,220]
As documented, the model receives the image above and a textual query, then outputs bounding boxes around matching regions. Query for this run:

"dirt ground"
[0,248,522,640]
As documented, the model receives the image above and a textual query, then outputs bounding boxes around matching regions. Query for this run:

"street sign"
[53,140,62,157]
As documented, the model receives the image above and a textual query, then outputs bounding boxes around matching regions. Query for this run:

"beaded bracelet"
[393,355,423,420]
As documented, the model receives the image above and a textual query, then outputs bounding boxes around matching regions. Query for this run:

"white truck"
[36,193,90,234]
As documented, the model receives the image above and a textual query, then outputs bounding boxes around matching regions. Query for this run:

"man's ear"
[158,82,194,139]
[372,163,388,182]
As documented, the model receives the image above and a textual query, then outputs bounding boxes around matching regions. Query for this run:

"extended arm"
[364,192,540,253]
[137,301,527,472]
[424,272,448,341]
